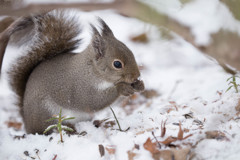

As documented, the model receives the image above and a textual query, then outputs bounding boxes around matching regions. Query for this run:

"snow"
[1,0,240,160]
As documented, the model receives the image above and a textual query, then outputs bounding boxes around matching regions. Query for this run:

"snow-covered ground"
[1,0,240,160]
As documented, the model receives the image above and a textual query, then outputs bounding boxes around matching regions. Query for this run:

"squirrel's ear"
[91,24,105,60]
[98,18,114,38]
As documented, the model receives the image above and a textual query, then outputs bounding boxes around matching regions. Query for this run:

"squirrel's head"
[90,18,140,85]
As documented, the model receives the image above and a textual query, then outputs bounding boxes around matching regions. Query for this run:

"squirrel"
[2,10,144,134]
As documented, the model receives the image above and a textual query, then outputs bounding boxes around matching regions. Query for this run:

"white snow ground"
[1,0,240,160]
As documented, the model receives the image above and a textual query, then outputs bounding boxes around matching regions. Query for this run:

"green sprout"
[110,107,130,132]
[226,75,240,93]
[43,108,75,143]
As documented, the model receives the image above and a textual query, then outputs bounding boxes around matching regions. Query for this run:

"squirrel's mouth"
[115,75,141,85]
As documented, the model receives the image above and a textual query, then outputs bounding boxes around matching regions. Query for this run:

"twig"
[151,131,161,149]
[52,155,57,160]
[160,119,167,137]
[0,0,130,16]
[35,149,41,160]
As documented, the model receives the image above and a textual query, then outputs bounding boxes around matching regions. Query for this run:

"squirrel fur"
[6,10,144,134]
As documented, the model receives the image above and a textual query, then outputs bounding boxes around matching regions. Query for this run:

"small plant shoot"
[226,75,240,93]
[110,107,130,132]
[43,108,75,143]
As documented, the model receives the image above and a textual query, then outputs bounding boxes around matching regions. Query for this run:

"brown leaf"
[159,136,177,145]
[5,121,22,130]
[130,33,148,43]
[152,148,191,160]
[169,101,178,111]
[167,108,174,113]
[93,118,109,128]
[105,145,116,155]
[152,150,172,160]
[160,119,167,137]
[98,144,105,157]
[136,128,155,135]
[183,112,193,119]
[143,138,159,154]
[205,130,229,141]
[52,155,57,160]
[127,151,137,160]
[134,144,140,150]
[178,122,183,140]
[178,123,193,140]
[103,120,116,128]
[182,134,193,140]
[14,134,26,140]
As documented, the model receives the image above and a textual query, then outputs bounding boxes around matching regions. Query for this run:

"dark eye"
[113,60,123,69]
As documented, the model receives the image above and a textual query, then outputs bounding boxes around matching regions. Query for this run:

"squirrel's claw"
[117,83,135,96]
[131,80,145,92]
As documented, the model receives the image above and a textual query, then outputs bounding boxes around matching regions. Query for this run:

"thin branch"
[0,0,129,16]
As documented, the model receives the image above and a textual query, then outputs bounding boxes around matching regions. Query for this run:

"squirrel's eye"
[113,60,123,69]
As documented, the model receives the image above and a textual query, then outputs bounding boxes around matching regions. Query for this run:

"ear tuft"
[97,17,114,37]
[90,24,105,60]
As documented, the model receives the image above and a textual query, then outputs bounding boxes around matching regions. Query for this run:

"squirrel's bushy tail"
[9,10,81,108]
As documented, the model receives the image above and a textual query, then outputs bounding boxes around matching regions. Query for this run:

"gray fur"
[8,10,144,134]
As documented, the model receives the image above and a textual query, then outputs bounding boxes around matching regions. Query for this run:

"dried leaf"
[143,138,158,154]
[14,134,26,140]
[79,131,87,136]
[6,121,22,130]
[105,145,116,155]
[183,128,190,133]
[23,151,30,157]
[130,33,148,43]
[178,123,183,140]
[93,118,109,128]
[136,128,155,135]
[152,132,161,149]
[127,151,137,160]
[193,119,203,125]
[52,155,57,160]
[134,144,140,150]
[103,120,116,128]
[183,112,193,119]
[161,119,167,137]
[152,148,191,160]
[159,136,177,145]
[160,123,192,146]
[167,108,174,113]
[98,144,105,157]
[182,134,193,140]
[169,101,178,111]
[205,130,229,141]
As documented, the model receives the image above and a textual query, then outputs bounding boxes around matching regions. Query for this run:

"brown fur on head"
[90,18,140,85]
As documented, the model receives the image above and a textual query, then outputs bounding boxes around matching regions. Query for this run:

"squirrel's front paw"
[131,80,145,92]
[117,83,135,96]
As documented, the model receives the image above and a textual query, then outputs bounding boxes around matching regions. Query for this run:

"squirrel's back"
[9,10,82,108]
